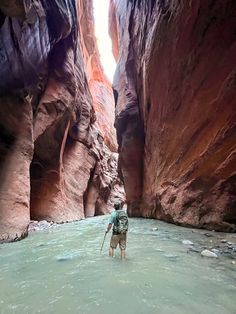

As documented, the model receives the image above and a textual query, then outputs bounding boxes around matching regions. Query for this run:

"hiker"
[106,202,128,259]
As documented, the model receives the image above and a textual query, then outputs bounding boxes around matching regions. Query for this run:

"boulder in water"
[201,250,218,258]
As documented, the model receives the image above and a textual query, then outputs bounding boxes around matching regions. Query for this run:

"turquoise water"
[0,216,236,314]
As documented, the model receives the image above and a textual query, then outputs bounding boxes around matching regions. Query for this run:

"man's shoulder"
[111,211,117,219]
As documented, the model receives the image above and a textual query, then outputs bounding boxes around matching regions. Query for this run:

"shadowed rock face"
[110,0,236,231]
[0,0,123,243]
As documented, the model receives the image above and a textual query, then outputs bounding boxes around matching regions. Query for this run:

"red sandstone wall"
[110,0,236,231]
[0,0,123,243]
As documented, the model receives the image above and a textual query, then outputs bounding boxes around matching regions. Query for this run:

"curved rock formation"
[110,0,236,231]
[0,0,123,243]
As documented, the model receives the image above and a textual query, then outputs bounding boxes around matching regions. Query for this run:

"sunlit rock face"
[78,0,117,152]
[0,0,123,242]
[110,0,236,231]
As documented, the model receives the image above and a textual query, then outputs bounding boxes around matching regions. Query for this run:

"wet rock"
[201,250,218,258]
[204,233,213,238]
[152,227,158,231]
[182,240,193,245]
[211,249,220,256]
[28,221,38,232]
[222,249,232,255]
[28,220,52,232]
[221,239,227,243]
[38,220,51,229]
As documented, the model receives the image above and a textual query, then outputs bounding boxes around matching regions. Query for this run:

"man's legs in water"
[121,249,126,260]
[109,246,114,257]
[109,234,119,257]
[120,233,127,259]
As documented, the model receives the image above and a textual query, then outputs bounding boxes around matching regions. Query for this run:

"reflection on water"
[0,216,236,314]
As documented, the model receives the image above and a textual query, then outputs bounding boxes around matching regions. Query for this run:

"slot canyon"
[0,0,236,243]
[0,0,124,243]
[0,1,236,313]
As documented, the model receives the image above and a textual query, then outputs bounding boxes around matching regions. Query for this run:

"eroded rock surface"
[110,0,236,231]
[0,0,123,243]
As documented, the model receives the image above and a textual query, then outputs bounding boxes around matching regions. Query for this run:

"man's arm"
[106,212,115,233]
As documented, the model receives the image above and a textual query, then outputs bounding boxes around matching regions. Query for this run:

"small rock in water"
[38,220,51,229]
[182,240,193,245]
[152,227,158,231]
[29,220,52,232]
[201,249,218,258]
[221,239,227,243]
[164,254,179,260]
[211,249,220,256]
[222,249,232,255]
[204,233,213,237]
[232,261,236,265]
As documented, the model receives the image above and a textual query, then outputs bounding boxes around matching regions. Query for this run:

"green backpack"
[113,210,129,234]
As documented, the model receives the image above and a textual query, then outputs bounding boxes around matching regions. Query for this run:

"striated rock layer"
[0,0,123,243]
[110,0,236,231]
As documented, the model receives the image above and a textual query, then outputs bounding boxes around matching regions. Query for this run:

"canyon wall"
[0,0,123,243]
[110,0,236,231]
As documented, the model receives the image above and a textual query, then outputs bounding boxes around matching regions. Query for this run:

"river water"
[0,216,236,314]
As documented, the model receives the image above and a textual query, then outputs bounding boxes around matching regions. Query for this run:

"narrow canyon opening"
[0,1,236,313]
[0,0,235,241]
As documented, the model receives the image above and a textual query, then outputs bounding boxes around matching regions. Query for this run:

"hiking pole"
[100,231,107,252]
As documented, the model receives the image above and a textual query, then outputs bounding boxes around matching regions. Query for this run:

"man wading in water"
[106,202,129,259]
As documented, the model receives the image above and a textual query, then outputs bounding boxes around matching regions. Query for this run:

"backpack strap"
[114,210,121,225]
[113,210,121,233]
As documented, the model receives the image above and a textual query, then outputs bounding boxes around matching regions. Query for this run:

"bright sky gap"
[93,0,116,82]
